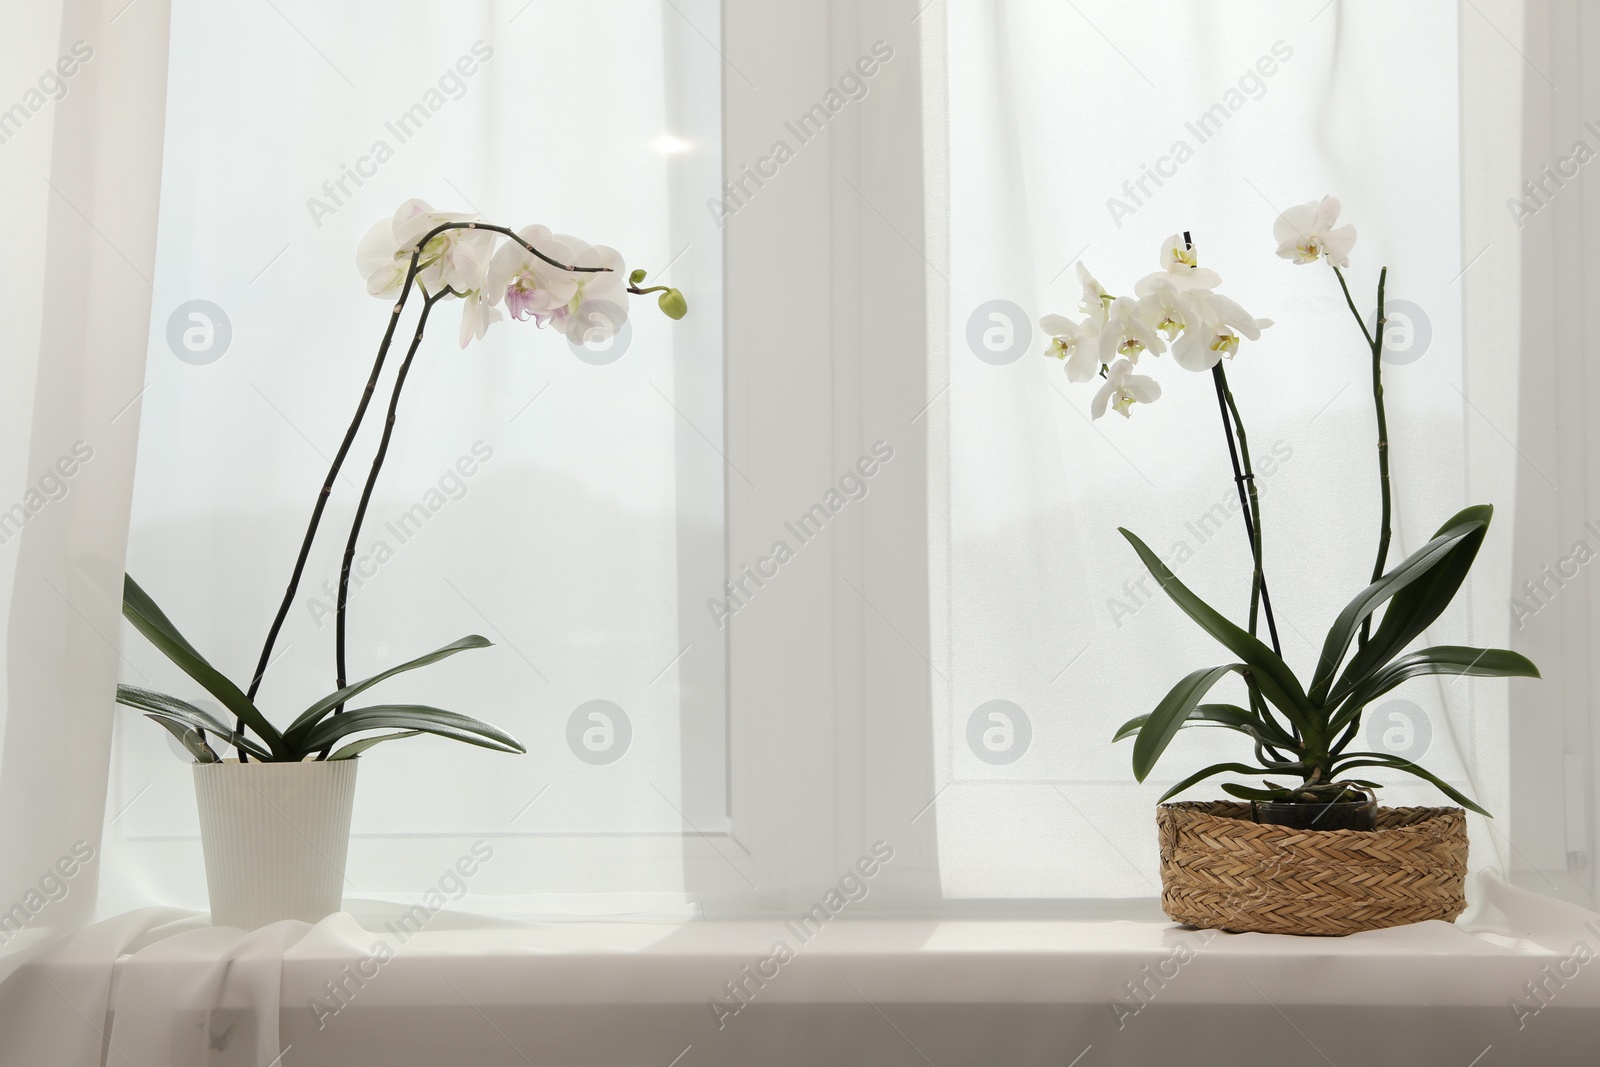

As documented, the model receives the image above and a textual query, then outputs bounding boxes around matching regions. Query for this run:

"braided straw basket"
[1156,801,1468,936]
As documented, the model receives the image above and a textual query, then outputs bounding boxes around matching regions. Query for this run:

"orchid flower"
[1134,233,1222,296]
[485,224,582,325]
[1091,358,1161,419]
[1134,278,1199,341]
[458,289,503,348]
[356,199,495,298]
[546,237,629,344]
[1273,196,1357,268]
[1172,291,1273,372]
[489,230,629,344]
[1098,295,1165,365]
[1077,263,1112,324]
[1040,313,1102,382]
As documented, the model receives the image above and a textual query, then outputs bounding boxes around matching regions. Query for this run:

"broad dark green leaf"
[143,712,219,762]
[1119,529,1311,724]
[327,730,423,760]
[1133,666,1246,779]
[1197,703,1299,749]
[1308,515,1487,705]
[1330,645,1540,736]
[298,704,525,756]
[120,577,285,757]
[282,634,492,749]
[116,685,274,759]
[1113,703,1295,748]
[1156,762,1280,804]
[1332,752,1490,816]
[122,573,208,663]
[1328,505,1493,704]
[1112,714,1148,743]
[1219,782,1290,802]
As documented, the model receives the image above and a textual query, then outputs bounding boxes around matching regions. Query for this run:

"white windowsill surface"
[4,873,1598,1066]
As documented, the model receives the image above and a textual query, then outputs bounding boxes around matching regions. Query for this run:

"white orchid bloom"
[1273,196,1357,268]
[1172,290,1273,372]
[488,228,628,344]
[546,237,629,344]
[1134,234,1222,296]
[1040,313,1102,382]
[1098,295,1165,365]
[1077,262,1112,325]
[356,199,495,298]
[1134,278,1198,341]
[486,225,582,323]
[1092,358,1161,419]
[458,288,503,348]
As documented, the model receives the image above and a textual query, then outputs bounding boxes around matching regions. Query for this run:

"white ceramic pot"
[192,759,358,928]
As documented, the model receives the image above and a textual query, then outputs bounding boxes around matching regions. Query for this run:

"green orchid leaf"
[1112,714,1149,743]
[121,575,285,756]
[117,685,274,759]
[1328,505,1494,703]
[142,712,219,763]
[1133,665,1247,780]
[327,730,423,760]
[1193,702,1300,749]
[1330,645,1539,736]
[1119,529,1311,725]
[1333,752,1490,816]
[1156,762,1280,804]
[1116,703,1298,751]
[283,635,492,749]
[299,704,525,756]
[1218,782,1292,802]
[1308,514,1488,705]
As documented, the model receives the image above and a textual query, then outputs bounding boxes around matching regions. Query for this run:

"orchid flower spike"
[1273,196,1357,268]
[1092,358,1161,419]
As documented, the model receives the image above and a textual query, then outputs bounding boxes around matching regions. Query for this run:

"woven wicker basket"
[1156,801,1468,936]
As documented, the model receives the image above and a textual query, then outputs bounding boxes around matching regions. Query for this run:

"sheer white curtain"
[98,0,726,918]
[0,0,169,954]
[925,0,1524,899]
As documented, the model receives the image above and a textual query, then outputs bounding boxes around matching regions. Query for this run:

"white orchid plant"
[118,200,686,763]
[1047,198,1537,815]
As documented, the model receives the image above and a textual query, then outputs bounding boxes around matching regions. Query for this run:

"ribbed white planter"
[192,759,358,929]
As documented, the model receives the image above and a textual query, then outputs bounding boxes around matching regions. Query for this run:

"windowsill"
[8,875,1597,1066]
